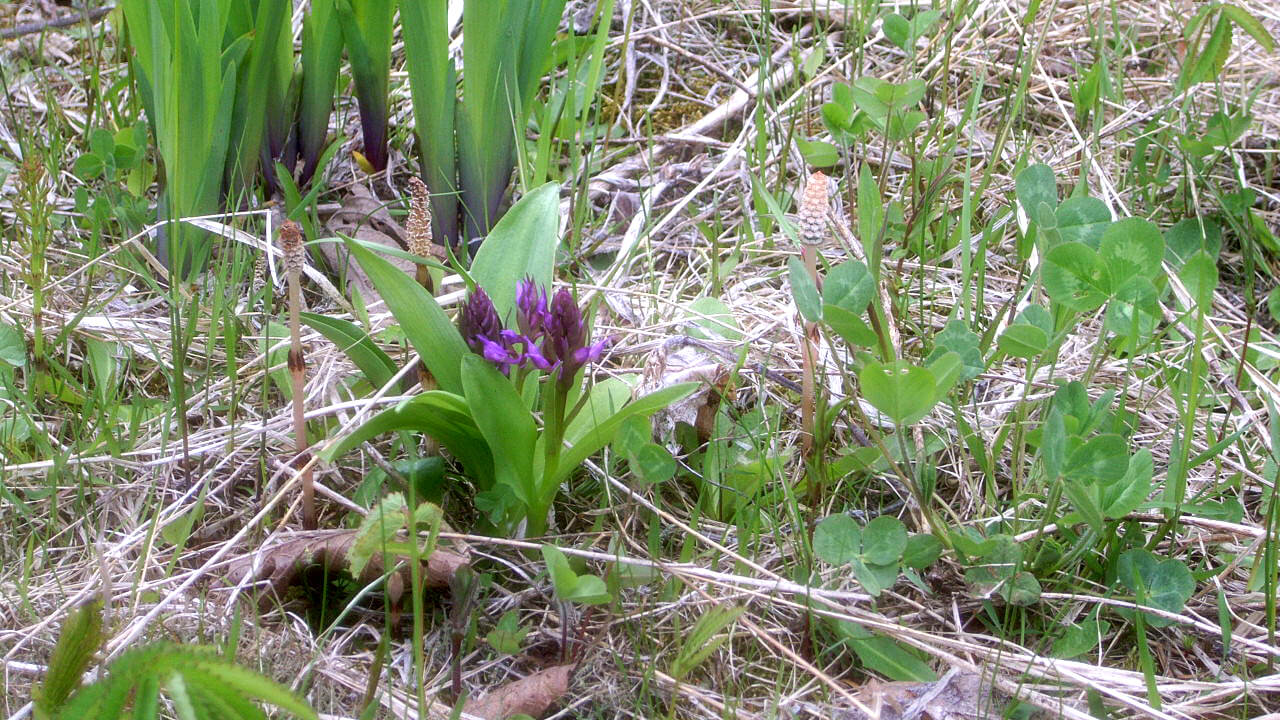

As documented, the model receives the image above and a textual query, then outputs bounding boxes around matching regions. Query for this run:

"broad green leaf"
[631,443,676,486]
[462,356,538,502]
[882,13,912,50]
[299,312,397,390]
[1164,217,1221,267]
[839,629,937,682]
[556,383,698,485]
[927,351,964,396]
[1001,571,1042,605]
[797,138,840,167]
[1062,479,1105,534]
[1102,449,1153,518]
[1043,242,1107,311]
[850,556,899,597]
[1099,217,1164,287]
[400,0,459,242]
[1064,434,1129,483]
[684,296,743,341]
[998,324,1048,359]
[902,534,942,570]
[565,378,633,447]
[1041,406,1066,480]
[321,392,496,488]
[862,516,908,565]
[823,260,874,313]
[859,361,937,425]
[1016,164,1057,216]
[789,257,821,322]
[926,320,984,381]
[0,322,26,367]
[813,514,862,565]
[1055,196,1111,248]
[345,237,469,394]
[1053,619,1109,659]
[857,164,884,273]
[486,611,531,655]
[1180,250,1219,309]
[823,304,878,347]
[1117,549,1194,626]
[470,182,561,323]
[541,545,611,605]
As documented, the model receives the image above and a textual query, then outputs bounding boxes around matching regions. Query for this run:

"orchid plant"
[323,184,694,536]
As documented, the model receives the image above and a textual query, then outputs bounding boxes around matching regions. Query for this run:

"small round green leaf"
[859,361,937,425]
[862,516,908,565]
[813,514,862,566]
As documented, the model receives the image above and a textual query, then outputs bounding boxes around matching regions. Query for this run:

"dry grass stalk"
[279,220,315,530]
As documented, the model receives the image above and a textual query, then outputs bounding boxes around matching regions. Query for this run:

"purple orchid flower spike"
[459,288,502,354]
[515,276,549,339]
[544,288,608,389]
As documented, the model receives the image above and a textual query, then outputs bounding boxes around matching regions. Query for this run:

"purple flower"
[458,282,606,382]
[545,288,585,364]
[459,288,502,354]
[543,288,608,388]
[516,276,549,339]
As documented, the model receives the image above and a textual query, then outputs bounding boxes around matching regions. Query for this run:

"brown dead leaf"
[319,186,415,302]
[640,338,733,445]
[460,663,575,720]
[223,530,468,609]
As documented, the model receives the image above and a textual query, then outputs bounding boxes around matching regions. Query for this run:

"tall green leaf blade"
[298,0,343,184]
[555,383,698,484]
[461,355,539,503]
[320,392,495,487]
[35,597,104,718]
[344,237,469,393]
[469,182,561,322]
[337,0,396,171]
[401,0,460,245]
[298,312,397,390]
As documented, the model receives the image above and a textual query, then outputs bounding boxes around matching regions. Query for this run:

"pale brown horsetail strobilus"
[279,221,315,529]
[797,170,829,462]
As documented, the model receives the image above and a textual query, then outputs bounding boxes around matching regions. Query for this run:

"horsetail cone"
[279,221,305,275]
[798,171,829,246]
[407,176,433,258]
